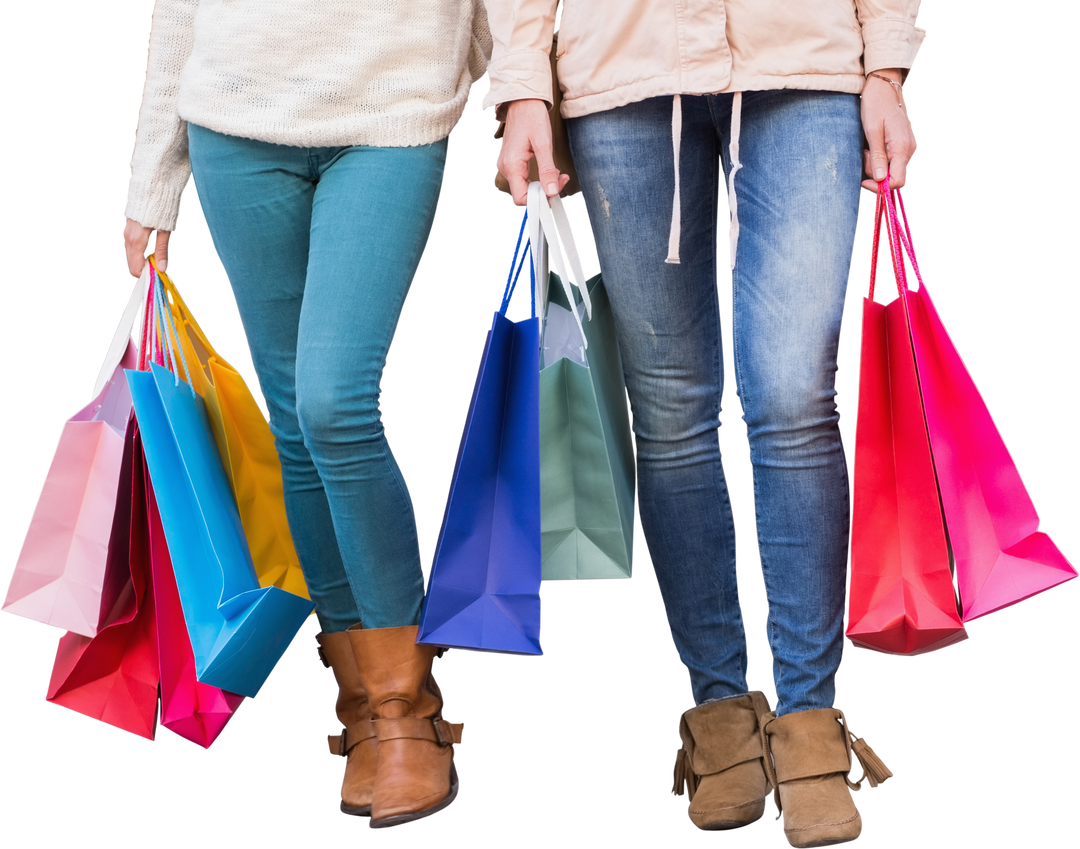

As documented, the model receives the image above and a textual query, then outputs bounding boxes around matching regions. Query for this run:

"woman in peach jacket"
[492,2,920,845]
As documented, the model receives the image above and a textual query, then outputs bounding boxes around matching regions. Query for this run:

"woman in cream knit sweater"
[123,1,490,828]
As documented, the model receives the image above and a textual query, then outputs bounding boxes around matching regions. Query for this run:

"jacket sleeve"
[125,0,198,232]
[482,0,559,117]
[854,0,925,75]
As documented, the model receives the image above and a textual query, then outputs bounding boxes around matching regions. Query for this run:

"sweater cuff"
[484,49,554,117]
[862,20,926,76]
[125,176,188,233]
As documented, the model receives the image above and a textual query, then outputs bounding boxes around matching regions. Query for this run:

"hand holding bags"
[848,183,1076,654]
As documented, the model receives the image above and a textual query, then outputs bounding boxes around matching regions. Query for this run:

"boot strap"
[327,718,376,756]
[313,630,328,669]
[372,717,463,746]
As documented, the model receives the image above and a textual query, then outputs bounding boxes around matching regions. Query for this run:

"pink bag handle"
[885,185,928,287]
[864,174,915,300]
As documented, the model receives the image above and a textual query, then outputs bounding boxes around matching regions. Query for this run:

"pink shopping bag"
[5,273,148,636]
[886,191,1076,620]
[147,475,244,748]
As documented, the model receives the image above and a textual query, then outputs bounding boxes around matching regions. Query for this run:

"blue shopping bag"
[127,272,313,697]
[417,212,543,654]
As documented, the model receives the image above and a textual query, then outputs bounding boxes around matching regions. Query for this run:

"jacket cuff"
[484,49,554,118]
[862,20,926,76]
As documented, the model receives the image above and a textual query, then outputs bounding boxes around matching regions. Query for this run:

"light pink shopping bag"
[5,272,149,636]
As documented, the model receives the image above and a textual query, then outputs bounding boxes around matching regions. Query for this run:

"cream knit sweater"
[126,1,491,232]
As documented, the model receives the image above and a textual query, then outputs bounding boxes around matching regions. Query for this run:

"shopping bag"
[5,272,148,636]
[155,263,309,599]
[147,477,243,748]
[847,190,968,655]
[888,192,1076,620]
[128,270,313,697]
[417,207,543,654]
[533,189,635,579]
[46,419,160,739]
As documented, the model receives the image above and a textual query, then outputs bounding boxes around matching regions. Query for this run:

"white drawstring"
[727,91,743,270]
[665,92,742,268]
[665,94,683,264]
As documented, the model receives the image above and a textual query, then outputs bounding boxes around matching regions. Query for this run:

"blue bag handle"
[499,210,536,319]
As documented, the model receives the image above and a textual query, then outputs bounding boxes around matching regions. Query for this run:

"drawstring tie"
[665,94,683,264]
[664,91,743,267]
[727,91,743,270]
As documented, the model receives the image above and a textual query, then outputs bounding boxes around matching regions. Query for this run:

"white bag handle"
[548,193,590,315]
[527,182,591,350]
[92,261,150,397]
[526,185,547,318]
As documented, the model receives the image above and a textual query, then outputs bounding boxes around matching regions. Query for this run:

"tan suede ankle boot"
[672,692,773,830]
[317,631,377,816]
[347,625,462,828]
[761,708,892,848]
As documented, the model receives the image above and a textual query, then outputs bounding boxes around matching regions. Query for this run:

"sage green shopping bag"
[533,187,635,578]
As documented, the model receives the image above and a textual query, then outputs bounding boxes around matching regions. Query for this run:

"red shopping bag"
[891,194,1076,621]
[847,190,968,655]
[46,419,160,738]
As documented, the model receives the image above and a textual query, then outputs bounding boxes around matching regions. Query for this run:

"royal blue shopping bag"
[417,213,542,654]
[126,272,313,697]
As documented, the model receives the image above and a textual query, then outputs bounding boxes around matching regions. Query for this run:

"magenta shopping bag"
[885,190,1076,621]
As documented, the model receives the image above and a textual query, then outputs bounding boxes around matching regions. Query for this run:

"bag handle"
[140,258,197,396]
[92,262,151,397]
[868,174,911,300]
[500,211,536,319]
[527,182,590,350]
[890,190,925,290]
[530,182,591,315]
[549,193,590,312]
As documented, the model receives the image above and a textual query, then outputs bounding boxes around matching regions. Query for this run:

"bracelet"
[866,72,904,108]
[868,71,902,90]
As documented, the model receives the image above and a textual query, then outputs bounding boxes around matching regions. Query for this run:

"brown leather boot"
[672,692,773,830]
[761,708,892,848]
[347,625,462,828]
[317,631,377,816]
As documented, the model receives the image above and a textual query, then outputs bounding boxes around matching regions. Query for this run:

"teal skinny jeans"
[187,123,447,632]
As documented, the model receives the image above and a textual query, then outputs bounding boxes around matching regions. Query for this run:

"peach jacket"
[483,0,924,118]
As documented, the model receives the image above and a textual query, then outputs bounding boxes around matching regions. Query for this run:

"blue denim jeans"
[568,92,862,715]
[187,124,447,633]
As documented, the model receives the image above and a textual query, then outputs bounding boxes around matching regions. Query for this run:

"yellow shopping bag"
[152,258,310,600]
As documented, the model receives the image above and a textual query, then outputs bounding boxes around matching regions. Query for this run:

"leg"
[190,124,447,626]
[295,140,447,629]
[569,96,748,705]
[718,90,862,716]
